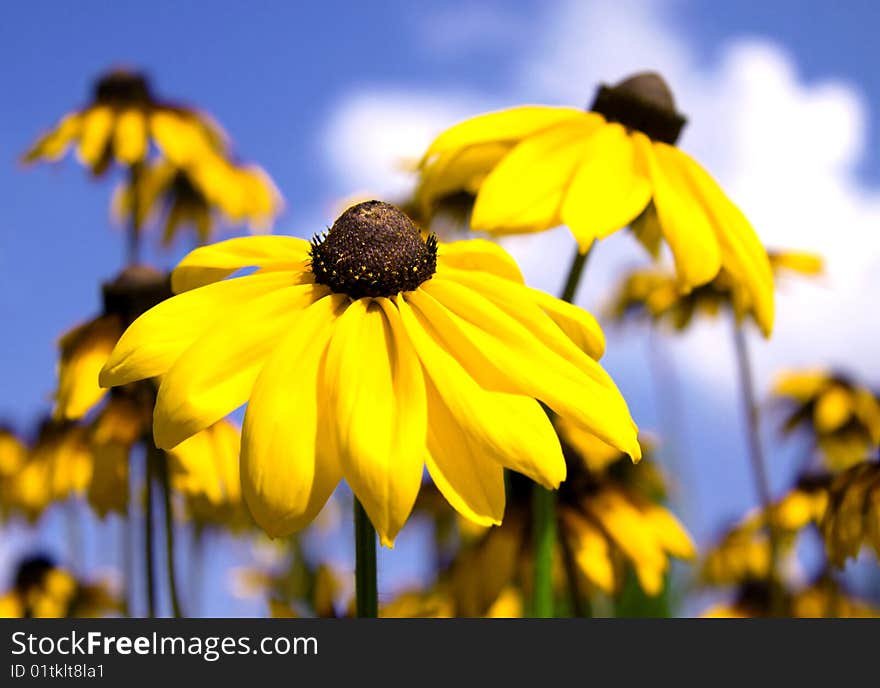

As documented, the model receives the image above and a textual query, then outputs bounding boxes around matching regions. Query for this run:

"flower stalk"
[354,497,378,618]
[731,318,782,615]
[532,242,595,617]
[155,445,184,618]
[144,446,156,618]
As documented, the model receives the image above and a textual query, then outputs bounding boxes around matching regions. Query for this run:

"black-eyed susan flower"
[702,576,880,618]
[99,200,640,546]
[439,430,691,616]
[23,68,226,175]
[607,247,823,333]
[418,72,774,335]
[0,555,119,618]
[820,460,880,566]
[773,369,880,470]
[5,420,92,521]
[0,427,26,512]
[112,158,282,247]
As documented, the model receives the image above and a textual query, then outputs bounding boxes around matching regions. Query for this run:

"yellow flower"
[701,476,829,586]
[821,461,880,566]
[607,247,823,332]
[23,68,226,175]
[773,369,880,470]
[113,158,283,247]
[446,433,691,613]
[702,578,880,618]
[6,421,92,521]
[99,200,639,546]
[0,556,119,618]
[418,72,774,335]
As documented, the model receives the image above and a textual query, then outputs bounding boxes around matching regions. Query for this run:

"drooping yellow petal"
[560,123,652,248]
[814,386,853,434]
[423,106,587,158]
[439,267,605,360]
[55,315,121,420]
[150,111,219,166]
[772,369,830,401]
[424,375,505,528]
[413,280,640,460]
[76,106,114,168]
[418,142,511,209]
[241,295,347,536]
[562,509,615,593]
[437,240,524,283]
[637,135,721,290]
[113,109,148,164]
[671,145,775,335]
[23,113,82,163]
[154,283,329,449]
[639,502,696,559]
[397,294,566,488]
[100,271,298,388]
[323,299,426,547]
[171,235,312,292]
[472,118,603,233]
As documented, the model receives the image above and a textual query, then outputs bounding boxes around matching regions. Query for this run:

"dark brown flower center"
[310,201,437,299]
[94,70,153,108]
[590,71,687,144]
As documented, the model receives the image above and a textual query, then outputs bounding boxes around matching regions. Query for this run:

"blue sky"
[1,0,878,614]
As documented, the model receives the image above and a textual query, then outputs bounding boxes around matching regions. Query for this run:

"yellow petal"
[472,118,602,233]
[23,113,82,163]
[76,106,114,168]
[172,235,312,292]
[100,271,298,388]
[324,298,426,547]
[150,111,219,166]
[241,295,346,536]
[423,106,587,158]
[414,279,639,460]
[560,123,652,248]
[772,369,830,400]
[638,135,721,290]
[397,293,566,488]
[424,375,505,528]
[153,283,329,449]
[113,109,147,164]
[418,142,511,209]
[640,502,696,559]
[672,145,775,335]
[814,386,853,434]
[562,509,615,593]
[440,267,605,360]
[54,315,121,420]
[437,240,524,283]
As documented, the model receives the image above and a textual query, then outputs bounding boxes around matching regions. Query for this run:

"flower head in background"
[607,248,823,332]
[23,68,227,175]
[112,158,282,247]
[100,200,640,546]
[418,72,774,334]
[773,369,880,470]
[820,460,880,566]
[0,555,119,618]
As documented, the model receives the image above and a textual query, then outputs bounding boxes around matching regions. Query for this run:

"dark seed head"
[310,200,437,299]
[590,71,687,144]
[93,69,153,107]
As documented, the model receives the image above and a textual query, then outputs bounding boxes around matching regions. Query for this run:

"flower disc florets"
[590,71,687,144]
[94,70,153,107]
[310,200,438,299]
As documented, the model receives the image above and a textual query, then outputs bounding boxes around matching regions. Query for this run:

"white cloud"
[319,1,880,406]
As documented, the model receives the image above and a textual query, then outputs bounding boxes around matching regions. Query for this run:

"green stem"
[354,497,378,618]
[531,243,594,618]
[144,446,156,618]
[155,446,184,618]
[731,318,782,615]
